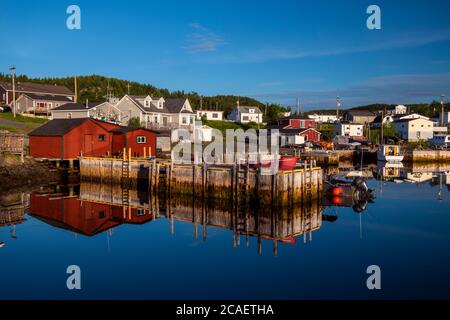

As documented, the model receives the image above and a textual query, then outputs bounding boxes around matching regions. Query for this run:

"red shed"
[29,118,114,159]
[111,127,157,158]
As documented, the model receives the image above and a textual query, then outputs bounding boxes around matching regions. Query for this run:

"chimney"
[86,99,89,108]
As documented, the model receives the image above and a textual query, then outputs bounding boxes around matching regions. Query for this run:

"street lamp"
[10,66,16,118]
[441,94,445,126]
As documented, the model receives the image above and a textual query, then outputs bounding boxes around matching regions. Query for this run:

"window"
[243,116,249,121]
[182,117,187,124]
[98,134,106,142]
[212,113,218,118]
[136,208,145,216]
[137,136,146,144]
[98,211,106,219]
[249,109,255,113]
[154,116,158,123]
[190,117,193,124]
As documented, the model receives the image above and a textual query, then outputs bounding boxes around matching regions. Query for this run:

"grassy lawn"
[0,124,24,133]
[203,119,262,134]
[0,112,48,124]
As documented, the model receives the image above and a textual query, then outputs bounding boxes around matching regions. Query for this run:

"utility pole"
[127,83,130,95]
[10,66,16,118]
[296,98,301,116]
[74,76,78,103]
[441,94,445,126]
[336,96,341,119]
[380,110,384,145]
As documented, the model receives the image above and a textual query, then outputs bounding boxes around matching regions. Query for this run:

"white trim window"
[137,136,146,144]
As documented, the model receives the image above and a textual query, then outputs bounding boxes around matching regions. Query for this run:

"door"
[163,116,168,126]
[84,134,93,156]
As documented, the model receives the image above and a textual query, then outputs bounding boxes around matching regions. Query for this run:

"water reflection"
[0,177,373,256]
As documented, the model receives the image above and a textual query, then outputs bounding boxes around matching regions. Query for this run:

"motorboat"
[377,144,404,162]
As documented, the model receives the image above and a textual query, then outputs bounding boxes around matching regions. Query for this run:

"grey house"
[51,102,113,120]
[15,93,73,117]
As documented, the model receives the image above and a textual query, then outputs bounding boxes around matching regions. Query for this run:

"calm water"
[1,166,450,300]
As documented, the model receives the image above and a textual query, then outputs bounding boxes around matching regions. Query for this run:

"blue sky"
[1,0,450,109]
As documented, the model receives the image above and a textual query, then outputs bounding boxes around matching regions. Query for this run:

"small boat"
[278,156,298,171]
[0,242,5,248]
[377,144,404,162]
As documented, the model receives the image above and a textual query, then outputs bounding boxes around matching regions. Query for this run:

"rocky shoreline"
[0,154,62,194]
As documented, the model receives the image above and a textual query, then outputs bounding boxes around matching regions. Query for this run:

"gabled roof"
[237,106,262,114]
[20,93,73,102]
[0,81,74,96]
[394,117,432,123]
[124,95,191,114]
[51,102,101,111]
[28,118,88,136]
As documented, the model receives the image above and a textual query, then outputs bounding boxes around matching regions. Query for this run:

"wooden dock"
[79,157,323,205]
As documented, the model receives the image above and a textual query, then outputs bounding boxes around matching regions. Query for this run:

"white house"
[227,106,263,124]
[196,110,223,121]
[394,118,434,142]
[114,95,195,129]
[307,114,339,123]
[335,122,364,138]
[393,105,407,115]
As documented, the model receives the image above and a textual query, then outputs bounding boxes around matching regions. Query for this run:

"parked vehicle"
[430,134,450,148]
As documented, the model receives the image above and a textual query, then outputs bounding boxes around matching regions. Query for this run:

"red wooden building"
[111,127,157,158]
[29,118,156,160]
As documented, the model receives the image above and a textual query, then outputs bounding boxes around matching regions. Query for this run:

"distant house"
[393,105,407,115]
[335,122,364,138]
[268,114,320,144]
[114,95,195,129]
[51,102,103,119]
[307,114,339,123]
[15,93,73,117]
[269,114,316,130]
[342,110,376,124]
[0,81,74,106]
[196,110,223,121]
[227,106,263,124]
[394,118,434,142]
[28,118,156,159]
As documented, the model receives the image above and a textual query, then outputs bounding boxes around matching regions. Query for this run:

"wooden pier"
[79,157,323,205]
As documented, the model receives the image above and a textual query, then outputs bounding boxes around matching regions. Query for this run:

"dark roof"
[127,96,191,114]
[0,81,74,96]
[344,109,376,116]
[272,128,321,135]
[283,113,310,120]
[237,106,262,114]
[52,102,101,111]
[28,118,87,136]
[21,93,73,102]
